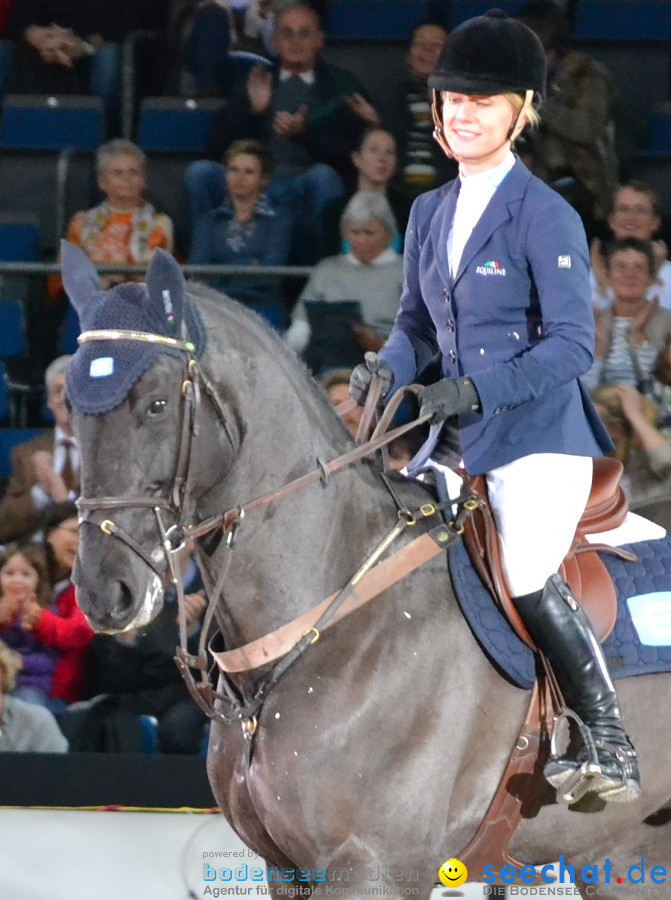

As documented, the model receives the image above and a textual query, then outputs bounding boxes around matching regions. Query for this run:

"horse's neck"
[192,324,414,641]
[200,422,399,642]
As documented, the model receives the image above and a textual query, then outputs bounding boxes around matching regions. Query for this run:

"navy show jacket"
[380,157,613,475]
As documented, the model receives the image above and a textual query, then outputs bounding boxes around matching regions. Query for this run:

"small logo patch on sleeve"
[557,255,571,268]
[90,357,114,378]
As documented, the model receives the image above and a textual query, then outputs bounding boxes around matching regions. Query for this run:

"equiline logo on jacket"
[475,260,506,276]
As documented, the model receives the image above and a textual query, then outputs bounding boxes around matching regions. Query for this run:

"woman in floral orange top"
[39,140,174,367]
[63,138,173,285]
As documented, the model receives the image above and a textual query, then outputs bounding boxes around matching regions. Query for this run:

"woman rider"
[349,10,640,804]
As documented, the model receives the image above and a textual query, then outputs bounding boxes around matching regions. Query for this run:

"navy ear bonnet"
[61,243,207,415]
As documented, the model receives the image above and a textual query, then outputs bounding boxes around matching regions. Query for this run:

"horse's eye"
[147,399,167,417]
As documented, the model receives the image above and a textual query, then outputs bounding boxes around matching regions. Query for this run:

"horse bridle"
[74,328,226,646]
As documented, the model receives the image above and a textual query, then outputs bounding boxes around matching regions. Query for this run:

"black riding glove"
[419,376,481,424]
[349,352,394,406]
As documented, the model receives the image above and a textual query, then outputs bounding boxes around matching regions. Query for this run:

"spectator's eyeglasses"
[609,261,650,274]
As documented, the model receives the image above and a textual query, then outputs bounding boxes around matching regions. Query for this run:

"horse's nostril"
[110,581,135,622]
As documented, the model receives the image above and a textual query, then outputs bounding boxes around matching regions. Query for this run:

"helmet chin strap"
[431,88,535,160]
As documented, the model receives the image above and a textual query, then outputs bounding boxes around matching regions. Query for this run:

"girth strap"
[455,681,553,884]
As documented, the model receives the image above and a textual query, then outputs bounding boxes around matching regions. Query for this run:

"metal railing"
[0,262,314,426]
[0,262,314,278]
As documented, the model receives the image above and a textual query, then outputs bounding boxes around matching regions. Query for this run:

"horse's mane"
[185,280,355,446]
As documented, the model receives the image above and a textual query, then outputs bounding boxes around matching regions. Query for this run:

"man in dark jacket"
[184,1,380,261]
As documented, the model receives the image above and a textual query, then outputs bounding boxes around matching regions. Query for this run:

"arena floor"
[0,807,511,900]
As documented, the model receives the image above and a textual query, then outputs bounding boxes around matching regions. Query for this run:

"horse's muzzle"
[73,553,164,633]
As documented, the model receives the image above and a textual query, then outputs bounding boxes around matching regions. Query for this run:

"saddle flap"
[463,458,623,650]
[581,457,628,534]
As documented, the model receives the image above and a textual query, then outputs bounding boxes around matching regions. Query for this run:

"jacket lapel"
[431,180,459,291]
[453,158,531,285]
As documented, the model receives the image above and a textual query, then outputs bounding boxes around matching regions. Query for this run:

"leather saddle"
[463,456,628,649]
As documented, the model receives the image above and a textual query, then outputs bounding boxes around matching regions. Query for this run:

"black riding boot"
[515,574,641,804]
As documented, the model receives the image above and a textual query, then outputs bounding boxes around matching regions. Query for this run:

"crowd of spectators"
[1,0,671,753]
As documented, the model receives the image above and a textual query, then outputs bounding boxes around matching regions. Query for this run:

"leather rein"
[74,328,478,731]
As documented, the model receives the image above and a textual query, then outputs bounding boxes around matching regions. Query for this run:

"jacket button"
[447,319,455,332]
[448,350,456,363]
[443,288,450,301]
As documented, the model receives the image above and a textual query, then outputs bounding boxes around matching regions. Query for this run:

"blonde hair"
[505,91,541,132]
[0,640,18,694]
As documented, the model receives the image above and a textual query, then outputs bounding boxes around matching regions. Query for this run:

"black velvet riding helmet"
[428,8,546,101]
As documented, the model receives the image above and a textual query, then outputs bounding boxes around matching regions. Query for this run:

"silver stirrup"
[548,707,603,805]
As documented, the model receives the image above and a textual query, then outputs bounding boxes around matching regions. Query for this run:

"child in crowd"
[0,503,94,712]
[0,544,56,709]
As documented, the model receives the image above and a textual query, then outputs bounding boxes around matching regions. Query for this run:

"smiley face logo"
[438,858,468,888]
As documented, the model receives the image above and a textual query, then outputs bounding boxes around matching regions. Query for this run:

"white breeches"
[427,453,594,597]
[485,453,593,596]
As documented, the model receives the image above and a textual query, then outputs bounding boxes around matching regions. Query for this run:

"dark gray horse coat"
[62,245,671,898]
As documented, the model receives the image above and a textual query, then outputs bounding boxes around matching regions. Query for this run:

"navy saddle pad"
[448,535,671,690]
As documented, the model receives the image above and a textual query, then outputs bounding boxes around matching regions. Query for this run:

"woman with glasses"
[583,237,671,394]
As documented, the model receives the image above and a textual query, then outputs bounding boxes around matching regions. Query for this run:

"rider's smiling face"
[442,92,519,174]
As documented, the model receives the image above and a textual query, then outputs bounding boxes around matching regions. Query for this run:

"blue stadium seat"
[642,107,671,156]
[0,95,103,151]
[0,301,35,427]
[573,1,671,41]
[0,364,9,424]
[58,303,82,355]
[325,0,426,39]
[0,300,27,358]
[138,715,159,755]
[0,215,40,262]
[135,97,226,153]
[448,0,525,27]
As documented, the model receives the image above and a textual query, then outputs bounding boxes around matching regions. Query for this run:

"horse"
[62,243,671,899]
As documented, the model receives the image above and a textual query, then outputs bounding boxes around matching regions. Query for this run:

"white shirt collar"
[279,68,315,85]
[458,150,515,192]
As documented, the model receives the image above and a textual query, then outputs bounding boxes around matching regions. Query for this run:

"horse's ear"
[146,249,186,337]
[60,240,101,313]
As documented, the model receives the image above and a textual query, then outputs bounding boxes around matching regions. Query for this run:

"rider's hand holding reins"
[419,377,481,425]
[349,352,394,406]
